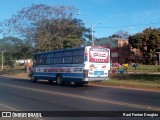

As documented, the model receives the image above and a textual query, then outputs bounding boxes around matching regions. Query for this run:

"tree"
[1,4,91,52]
[0,37,33,66]
[129,28,160,64]
[35,18,90,51]
[112,30,129,39]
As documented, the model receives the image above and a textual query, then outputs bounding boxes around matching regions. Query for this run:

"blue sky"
[0,0,160,38]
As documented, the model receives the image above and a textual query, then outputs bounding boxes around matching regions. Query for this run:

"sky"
[0,0,160,38]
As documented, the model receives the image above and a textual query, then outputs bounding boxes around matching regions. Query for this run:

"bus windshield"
[89,47,109,63]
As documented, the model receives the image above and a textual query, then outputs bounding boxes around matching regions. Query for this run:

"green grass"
[101,80,160,90]
[96,73,160,90]
[110,65,160,87]
[118,65,160,72]
[110,74,160,81]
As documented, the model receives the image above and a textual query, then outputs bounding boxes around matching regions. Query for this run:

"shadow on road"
[1,75,91,88]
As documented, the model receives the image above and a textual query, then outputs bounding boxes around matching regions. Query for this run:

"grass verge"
[92,73,160,90]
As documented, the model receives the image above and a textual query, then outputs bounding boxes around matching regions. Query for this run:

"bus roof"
[34,47,85,55]
[33,46,110,55]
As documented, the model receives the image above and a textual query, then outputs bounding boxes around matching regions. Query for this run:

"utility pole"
[91,23,101,46]
[1,51,4,70]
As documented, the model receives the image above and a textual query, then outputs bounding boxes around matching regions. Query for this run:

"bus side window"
[34,55,40,66]
[73,49,84,63]
[54,52,63,64]
[63,51,73,64]
[46,53,54,65]
[40,54,47,65]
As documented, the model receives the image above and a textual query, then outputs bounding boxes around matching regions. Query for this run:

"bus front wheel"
[56,75,64,86]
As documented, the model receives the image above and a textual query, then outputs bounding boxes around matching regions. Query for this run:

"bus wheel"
[56,75,64,86]
[31,75,37,83]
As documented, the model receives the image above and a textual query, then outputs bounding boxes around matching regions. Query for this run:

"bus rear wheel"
[56,75,64,86]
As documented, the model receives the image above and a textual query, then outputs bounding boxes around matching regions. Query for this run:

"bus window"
[46,53,54,64]
[63,51,73,64]
[63,51,72,56]
[55,52,63,57]
[47,53,54,58]
[73,49,84,56]
[54,52,63,64]
[73,56,84,63]
[73,49,84,63]
[34,55,40,66]
[40,54,47,65]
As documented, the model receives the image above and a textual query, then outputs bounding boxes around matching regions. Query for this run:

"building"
[15,59,32,65]
[95,37,129,64]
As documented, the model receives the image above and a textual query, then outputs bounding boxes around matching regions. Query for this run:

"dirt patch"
[1,72,29,79]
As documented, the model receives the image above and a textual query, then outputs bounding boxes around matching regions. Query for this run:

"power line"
[96,21,160,29]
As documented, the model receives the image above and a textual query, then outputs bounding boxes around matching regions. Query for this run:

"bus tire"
[56,75,64,86]
[31,75,37,83]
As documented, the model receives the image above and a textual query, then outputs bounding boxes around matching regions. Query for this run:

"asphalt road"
[0,75,160,120]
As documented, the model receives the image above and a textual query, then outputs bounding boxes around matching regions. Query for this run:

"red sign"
[89,48,109,63]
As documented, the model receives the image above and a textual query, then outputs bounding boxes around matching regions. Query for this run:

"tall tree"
[129,28,160,64]
[1,4,91,52]
[112,30,129,39]
[35,18,90,51]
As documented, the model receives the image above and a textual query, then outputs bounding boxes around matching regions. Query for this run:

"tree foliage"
[111,30,129,39]
[0,37,33,65]
[35,18,90,51]
[1,4,91,52]
[129,28,160,64]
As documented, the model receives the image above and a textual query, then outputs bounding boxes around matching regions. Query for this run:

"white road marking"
[0,103,18,111]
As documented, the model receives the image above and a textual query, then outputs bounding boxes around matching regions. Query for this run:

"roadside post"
[132,63,138,73]
[123,63,128,73]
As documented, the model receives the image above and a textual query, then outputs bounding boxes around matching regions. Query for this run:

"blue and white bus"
[29,46,110,86]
